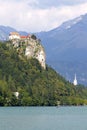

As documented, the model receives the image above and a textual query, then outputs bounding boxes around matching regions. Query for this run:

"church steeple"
[73,74,78,86]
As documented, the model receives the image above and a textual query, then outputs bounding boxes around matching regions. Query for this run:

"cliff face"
[8,35,46,69]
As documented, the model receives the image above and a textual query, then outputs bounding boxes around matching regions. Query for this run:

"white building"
[73,74,78,86]
[14,92,19,99]
[9,32,20,40]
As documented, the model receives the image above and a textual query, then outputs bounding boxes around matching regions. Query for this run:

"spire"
[73,74,78,86]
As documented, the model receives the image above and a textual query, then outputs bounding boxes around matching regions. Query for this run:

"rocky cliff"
[8,34,46,69]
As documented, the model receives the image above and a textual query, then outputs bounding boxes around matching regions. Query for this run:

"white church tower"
[73,74,78,86]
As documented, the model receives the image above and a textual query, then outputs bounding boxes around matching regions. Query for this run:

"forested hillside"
[0,42,87,106]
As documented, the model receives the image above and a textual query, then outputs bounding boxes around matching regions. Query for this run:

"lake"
[0,106,87,130]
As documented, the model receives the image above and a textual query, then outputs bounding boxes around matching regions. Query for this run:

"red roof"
[20,36,27,39]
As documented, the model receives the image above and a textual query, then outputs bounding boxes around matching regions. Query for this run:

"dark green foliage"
[0,41,87,106]
[31,34,37,40]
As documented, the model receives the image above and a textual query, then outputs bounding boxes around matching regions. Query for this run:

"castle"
[9,32,30,40]
[9,32,46,69]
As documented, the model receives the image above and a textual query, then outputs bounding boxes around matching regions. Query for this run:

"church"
[73,74,78,86]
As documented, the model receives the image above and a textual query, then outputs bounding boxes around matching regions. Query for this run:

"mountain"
[0,25,16,40]
[1,14,87,85]
[36,14,87,85]
[1,41,87,106]
[0,25,28,41]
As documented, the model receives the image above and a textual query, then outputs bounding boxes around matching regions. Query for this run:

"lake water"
[0,106,87,130]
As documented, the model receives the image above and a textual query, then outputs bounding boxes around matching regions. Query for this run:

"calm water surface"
[0,106,87,130]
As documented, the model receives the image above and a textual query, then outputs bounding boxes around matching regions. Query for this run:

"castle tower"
[73,74,78,86]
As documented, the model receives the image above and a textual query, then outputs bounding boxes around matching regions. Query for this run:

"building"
[9,32,31,40]
[9,32,20,40]
[73,74,78,86]
[14,92,19,99]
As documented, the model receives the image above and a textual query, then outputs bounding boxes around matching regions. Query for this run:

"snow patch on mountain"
[73,17,82,24]
[66,25,71,29]
[65,16,82,29]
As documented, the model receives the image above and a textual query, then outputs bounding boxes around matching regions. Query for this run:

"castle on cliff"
[9,32,46,69]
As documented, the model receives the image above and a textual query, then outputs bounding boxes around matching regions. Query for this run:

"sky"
[1,0,87,32]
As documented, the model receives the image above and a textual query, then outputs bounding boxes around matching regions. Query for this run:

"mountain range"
[1,13,87,85]
[36,13,87,85]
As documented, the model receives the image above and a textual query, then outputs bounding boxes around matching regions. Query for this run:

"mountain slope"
[0,14,87,85]
[1,41,87,106]
[0,25,16,40]
[0,25,28,41]
[36,14,87,85]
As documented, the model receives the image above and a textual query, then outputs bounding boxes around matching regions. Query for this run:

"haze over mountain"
[36,13,87,85]
[0,26,28,41]
[0,13,87,85]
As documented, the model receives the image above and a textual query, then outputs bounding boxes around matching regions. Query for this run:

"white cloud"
[0,0,87,32]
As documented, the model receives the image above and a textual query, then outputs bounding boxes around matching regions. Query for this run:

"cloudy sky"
[0,0,87,32]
